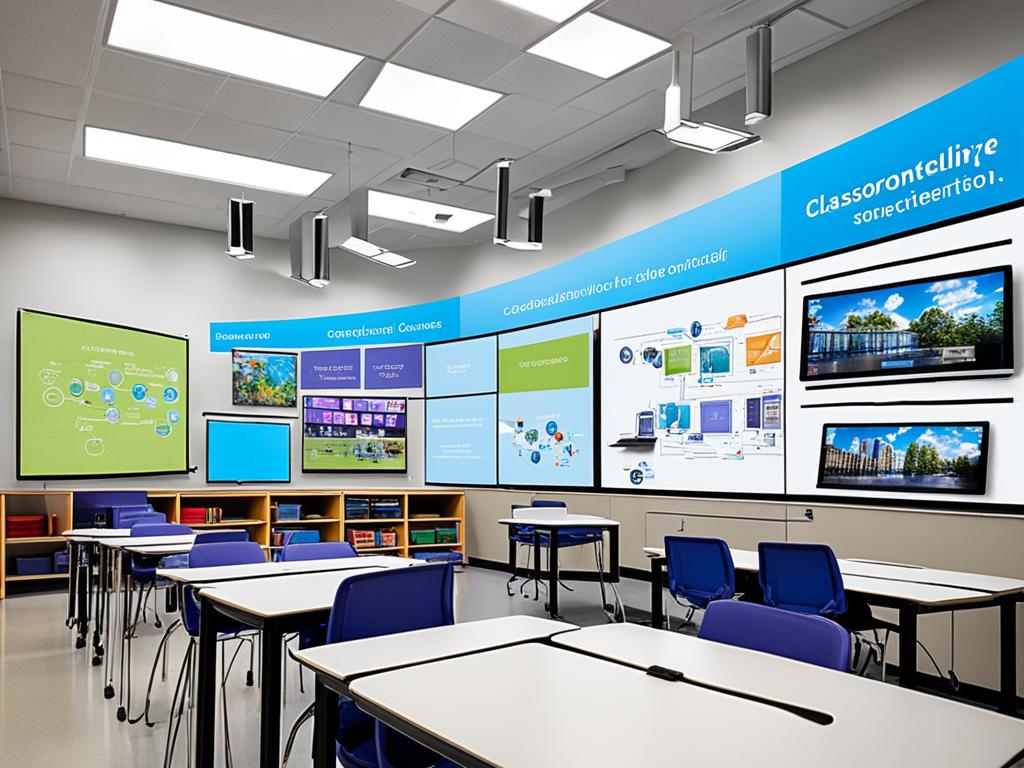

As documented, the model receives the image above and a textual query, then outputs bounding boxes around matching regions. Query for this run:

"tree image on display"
[18,310,188,478]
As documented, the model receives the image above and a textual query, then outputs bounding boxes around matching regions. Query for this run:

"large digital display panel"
[207,420,291,483]
[232,349,298,407]
[600,272,785,493]
[302,396,407,473]
[498,316,594,487]
[425,336,497,397]
[425,394,497,486]
[18,309,189,479]
[801,266,1012,382]
[817,422,989,495]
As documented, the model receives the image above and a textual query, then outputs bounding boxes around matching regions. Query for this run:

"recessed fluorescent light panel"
[528,13,669,79]
[341,237,417,269]
[84,127,331,196]
[368,190,493,233]
[662,121,761,154]
[107,0,363,96]
[359,64,502,131]
[498,0,593,23]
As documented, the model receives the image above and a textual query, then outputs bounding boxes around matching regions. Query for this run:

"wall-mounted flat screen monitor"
[801,266,1012,382]
[817,422,989,495]
[207,419,291,483]
[302,396,407,473]
[17,309,189,479]
[700,400,733,434]
[232,349,298,407]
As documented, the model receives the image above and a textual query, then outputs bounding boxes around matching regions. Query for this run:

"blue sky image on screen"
[426,336,497,397]
[822,424,985,492]
[208,420,290,482]
[425,394,497,485]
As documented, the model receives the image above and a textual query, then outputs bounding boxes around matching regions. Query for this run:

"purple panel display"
[309,397,341,409]
[300,349,361,389]
[700,400,733,434]
[365,345,423,389]
[352,399,369,412]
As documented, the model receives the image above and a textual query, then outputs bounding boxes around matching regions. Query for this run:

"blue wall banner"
[459,175,782,337]
[781,55,1024,261]
[209,297,459,352]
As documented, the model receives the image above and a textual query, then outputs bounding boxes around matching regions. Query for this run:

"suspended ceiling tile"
[327,59,386,106]
[273,136,352,173]
[568,52,672,115]
[188,179,318,219]
[596,0,723,37]
[172,0,431,59]
[85,93,201,142]
[63,185,228,231]
[9,176,69,207]
[806,0,914,27]
[6,111,76,153]
[305,148,404,200]
[540,114,645,163]
[360,226,416,252]
[93,50,226,112]
[11,145,69,183]
[471,153,573,192]
[302,102,446,156]
[1,73,84,121]
[2,0,104,44]
[185,113,293,159]
[411,132,530,177]
[692,50,745,98]
[608,90,664,130]
[461,94,556,140]
[205,79,321,132]
[439,1,557,49]
[394,0,450,14]
[483,55,602,105]
[393,19,523,85]
[67,157,200,205]
[0,23,95,87]
[501,105,602,152]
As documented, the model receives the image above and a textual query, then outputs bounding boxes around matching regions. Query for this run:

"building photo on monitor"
[302,396,407,472]
[232,349,298,407]
[817,422,989,495]
[801,266,1012,381]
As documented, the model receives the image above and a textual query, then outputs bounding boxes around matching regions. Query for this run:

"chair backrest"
[130,522,192,537]
[193,529,249,545]
[279,541,357,562]
[698,599,850,672]
[182,542,266,635]
[511,503,567,521]
[664,536,735,609]
[757,542,847,617]
[114,506,164,529]
[327,563,454,644]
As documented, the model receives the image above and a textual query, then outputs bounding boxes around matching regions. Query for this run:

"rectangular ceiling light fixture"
[662,121,761,154]
[359,63,502,131]
[368,190,493,233]
[107,0,364,96]
[497,0,593,23]
[341,237,417,269]
[528,13,669,79]
[84,127,331,196]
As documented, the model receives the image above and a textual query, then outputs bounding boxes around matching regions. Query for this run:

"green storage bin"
[410,529,437,545]
[435,527,458,544]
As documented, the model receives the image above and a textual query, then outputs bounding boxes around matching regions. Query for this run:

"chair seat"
[509,526,603,547]
[337,700,376,768]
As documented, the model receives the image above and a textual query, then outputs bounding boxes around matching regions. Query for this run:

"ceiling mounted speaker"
[290,210,330,288]
[493,160,551,251]
[745,25,773,125]
[226,197,254,259]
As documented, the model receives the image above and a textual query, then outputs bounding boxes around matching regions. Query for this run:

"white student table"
[294,616,574,768]
[193,562,420,768]
[498,515,621,619]
[645,545,1024,713]
[61,528,132,653]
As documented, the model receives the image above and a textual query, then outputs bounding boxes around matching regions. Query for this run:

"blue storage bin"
[14,556,53,576]
[53,551,69,574]
[411,551,463,563]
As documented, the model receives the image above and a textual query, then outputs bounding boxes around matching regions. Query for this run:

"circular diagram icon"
[108,370,124,387]
[166,369,179,383]
[68,379,84,397]
[545,420,558,436]
[85,438,104,456]
[154,422,171,438]
[131,384,148,401]
[619,346,633,364]
[690,321,702,338]
[105,407,120,424]
[163,386,179,403]
[144,396,157,409]
[101,387,116,404]
[530,451,542,464]
[43,387,64,407]
[629,469,644,486]
[167,409,181,424]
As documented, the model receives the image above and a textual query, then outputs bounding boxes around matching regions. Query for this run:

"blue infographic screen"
[207,420,291,483]
[425,336,497,397]
[425,395,497,485]
[498,316,594,487]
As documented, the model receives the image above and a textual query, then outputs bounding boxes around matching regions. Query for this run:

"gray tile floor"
[0,568,650,767]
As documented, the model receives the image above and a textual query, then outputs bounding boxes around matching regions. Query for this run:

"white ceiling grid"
[0,0,924,248]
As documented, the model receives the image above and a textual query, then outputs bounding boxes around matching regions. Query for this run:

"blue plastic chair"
[664,536,735,627]
[698,599,851,672]
[114,505,164,529]
[280,541,357,562]
[194,529,249,545]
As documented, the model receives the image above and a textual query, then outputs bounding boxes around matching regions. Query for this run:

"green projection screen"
[18,309,190,479]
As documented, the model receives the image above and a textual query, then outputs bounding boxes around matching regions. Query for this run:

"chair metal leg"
[281,702,316,768]
[163,638,195,768]
[129,618,181,726]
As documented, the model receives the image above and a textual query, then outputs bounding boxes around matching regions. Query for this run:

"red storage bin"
[6,515,47,538]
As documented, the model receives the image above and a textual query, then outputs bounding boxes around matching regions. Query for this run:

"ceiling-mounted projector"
[493,160,551,251]
[225,197,254,259]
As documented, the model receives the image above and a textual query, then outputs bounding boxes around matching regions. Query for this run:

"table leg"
[103,547,117,700]
[117,551,131,714]
[92,545,105,666]
[999,597,1018,715]
[546,533,560,619]
[898,604,918,689]
[650,557,665,630]
[195,596,219,768]
[259,619,283,768]
[608,526,620,584]
[75,543,89,648]
[67,540,78,629]
[531,531,541,602]
[313,677,339,768]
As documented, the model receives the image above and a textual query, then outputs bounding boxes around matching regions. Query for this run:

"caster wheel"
[116,706,126,723]
[91,655,102,667]
[75,637,86,649]
[97,645,105,657]
[104,684,115,700]
[246,671,254,687]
